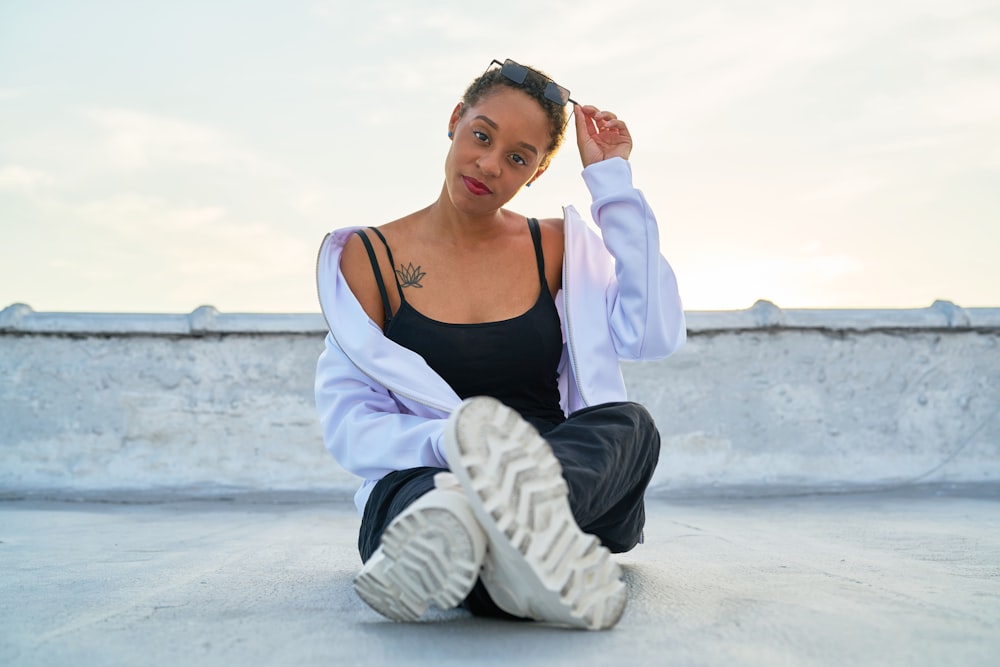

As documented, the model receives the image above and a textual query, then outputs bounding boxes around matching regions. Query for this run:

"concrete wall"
[2,301,998,500]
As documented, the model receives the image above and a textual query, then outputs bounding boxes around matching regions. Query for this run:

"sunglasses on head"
[487,58,579,107]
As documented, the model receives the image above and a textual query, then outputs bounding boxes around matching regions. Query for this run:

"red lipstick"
[463,176,492,196]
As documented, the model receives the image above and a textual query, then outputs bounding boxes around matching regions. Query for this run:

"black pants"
[357,401,661,618]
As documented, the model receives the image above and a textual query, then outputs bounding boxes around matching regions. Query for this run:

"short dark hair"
[459,65,568,170]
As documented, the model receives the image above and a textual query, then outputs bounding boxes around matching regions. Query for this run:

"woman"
[315,59,685,630]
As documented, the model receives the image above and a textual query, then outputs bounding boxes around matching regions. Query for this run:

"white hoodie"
[314,157,686,513]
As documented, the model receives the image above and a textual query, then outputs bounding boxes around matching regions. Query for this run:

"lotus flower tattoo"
[396,262,426,288]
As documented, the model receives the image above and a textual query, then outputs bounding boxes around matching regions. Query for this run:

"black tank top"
[355,219,565,426]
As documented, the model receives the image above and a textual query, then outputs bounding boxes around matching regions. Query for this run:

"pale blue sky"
[1,0,997,313]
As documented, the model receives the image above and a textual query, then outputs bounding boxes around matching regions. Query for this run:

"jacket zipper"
[560,209,590,408]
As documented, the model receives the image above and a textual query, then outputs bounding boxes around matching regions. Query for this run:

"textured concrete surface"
[3,304,999,498]
[2,488,999,667]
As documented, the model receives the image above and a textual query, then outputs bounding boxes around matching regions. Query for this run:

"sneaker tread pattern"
[450,397,626,630]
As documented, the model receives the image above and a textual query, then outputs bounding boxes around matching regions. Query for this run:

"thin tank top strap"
[367,227,405,302]
[526,218,546,288]
[353,230,393,326]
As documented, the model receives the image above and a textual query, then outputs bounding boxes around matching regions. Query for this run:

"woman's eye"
[473,130,488,143]
[510,154,527,166]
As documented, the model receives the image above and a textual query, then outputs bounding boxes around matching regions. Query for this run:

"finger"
[573,104,588,143]
[591,111,628,137]
[592,111,618,131]
[574,104,599,140]
[604,119,629,135]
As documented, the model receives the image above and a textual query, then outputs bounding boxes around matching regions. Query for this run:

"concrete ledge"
[4,300,1000,336]
[0,304,326,336]
[2,302,998,500]
[686,299,1000,331]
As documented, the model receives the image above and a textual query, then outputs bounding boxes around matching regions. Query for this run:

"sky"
[1,0,997,314]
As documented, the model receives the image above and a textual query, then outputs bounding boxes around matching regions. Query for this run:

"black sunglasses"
[487,58,579,107]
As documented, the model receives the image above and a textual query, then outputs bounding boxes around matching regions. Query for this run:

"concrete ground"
[2,487,998,667]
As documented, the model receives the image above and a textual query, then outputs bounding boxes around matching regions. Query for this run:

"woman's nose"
[476,152,501,178]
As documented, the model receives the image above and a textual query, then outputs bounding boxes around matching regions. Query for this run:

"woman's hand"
[574,105,633,167]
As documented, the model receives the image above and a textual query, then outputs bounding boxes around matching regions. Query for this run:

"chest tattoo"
[396,262,426,288]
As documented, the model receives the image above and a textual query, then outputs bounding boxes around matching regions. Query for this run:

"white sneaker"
[353,472,487,622]
[444,397,627,630]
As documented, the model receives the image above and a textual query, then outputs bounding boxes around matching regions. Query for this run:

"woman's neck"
[421,184,514,244]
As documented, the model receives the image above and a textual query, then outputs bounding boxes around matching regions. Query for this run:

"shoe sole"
[445,397,627,630]
[353,502,481,622]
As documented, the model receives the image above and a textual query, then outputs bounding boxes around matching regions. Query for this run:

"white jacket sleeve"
[582,157,686,360]
[314,333,450,481]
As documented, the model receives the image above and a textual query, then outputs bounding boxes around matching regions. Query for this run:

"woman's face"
[444,86,553,215]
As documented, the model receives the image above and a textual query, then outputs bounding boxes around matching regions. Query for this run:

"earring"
[526,182,532,188]
[447,131,453,139]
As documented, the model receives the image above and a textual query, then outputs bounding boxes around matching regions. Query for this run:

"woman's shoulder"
[533,216,565,293]
[341,208,421,251]
[536,215,564,233]
[338,213,418,326]
[535,216,565,252]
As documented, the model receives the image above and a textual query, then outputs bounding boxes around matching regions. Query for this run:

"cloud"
[85,108,266,169]
[77,193,309,283]
[80,194,227,235]
[0,165,49,191]
[0,88,27,101]
[800,173,887,202]
[915,78,1000,128]
[677,249,864,310]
